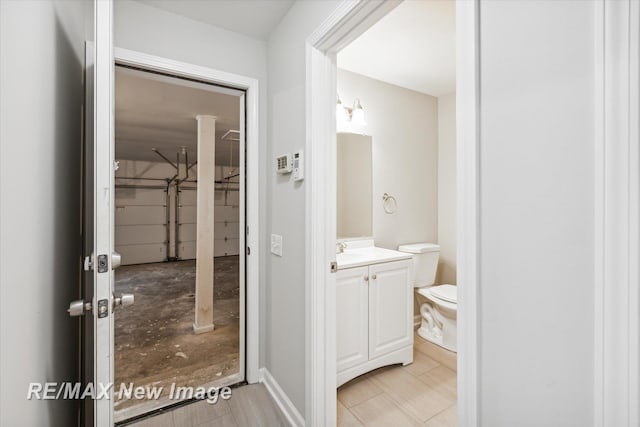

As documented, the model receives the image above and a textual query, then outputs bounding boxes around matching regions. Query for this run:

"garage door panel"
[116,206,166,225]
[179,188,197,205]
[179,242,196,260]
[215,206,239,222]
[116,188,166,206]
[116,224,166,246]
[178,206,239,225]
[214,238,240,257]
[178,224,196,243]
[215,222,240,239]
[215,190,239,207]
[177,223,240,241]
[179,240,240,259]
[116,243,166,265]
[179,205,197,223]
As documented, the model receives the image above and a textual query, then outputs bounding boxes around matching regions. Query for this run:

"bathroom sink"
[336,245,411,269]
[335,252,365,264]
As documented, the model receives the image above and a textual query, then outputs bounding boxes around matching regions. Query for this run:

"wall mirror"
[337,132,373,239]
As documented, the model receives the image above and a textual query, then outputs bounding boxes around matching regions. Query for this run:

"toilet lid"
[428,285,457,303]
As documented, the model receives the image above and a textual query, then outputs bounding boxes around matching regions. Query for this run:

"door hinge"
[330,261,338,273]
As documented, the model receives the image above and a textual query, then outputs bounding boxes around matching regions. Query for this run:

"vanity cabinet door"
[368,259,412,359]
[336,266,369,372]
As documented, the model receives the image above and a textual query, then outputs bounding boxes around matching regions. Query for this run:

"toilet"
[397,243,457,352]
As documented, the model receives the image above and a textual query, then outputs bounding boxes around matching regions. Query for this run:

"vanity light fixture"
[336,94,367,126]
[336,95,350,123]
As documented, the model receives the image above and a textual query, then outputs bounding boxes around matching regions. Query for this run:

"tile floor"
[125,338,457,427]
[337,344,457,427]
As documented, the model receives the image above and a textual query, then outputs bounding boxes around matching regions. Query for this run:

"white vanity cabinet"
[336,258,413,387]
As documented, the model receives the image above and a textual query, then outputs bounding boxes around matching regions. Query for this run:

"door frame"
[113,47,261,384]
[594,1,640,425]
[304,1,480,425]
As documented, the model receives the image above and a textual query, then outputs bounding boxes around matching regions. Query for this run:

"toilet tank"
[397,243,440,287]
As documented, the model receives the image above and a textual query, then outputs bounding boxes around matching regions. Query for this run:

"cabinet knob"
[372,274,377,280]
[364,275,369,282]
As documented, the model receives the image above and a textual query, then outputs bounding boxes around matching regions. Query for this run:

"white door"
[368,260,412,359]
[336,266,369,372]
[69,1,127,426]
[92,1,119,424]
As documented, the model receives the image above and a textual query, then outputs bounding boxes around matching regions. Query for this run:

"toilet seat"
[417,285,457,311]
[429,284,457,303]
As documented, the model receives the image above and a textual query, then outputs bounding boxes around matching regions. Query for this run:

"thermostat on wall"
[276,153,293,174]
[293,150,304,181]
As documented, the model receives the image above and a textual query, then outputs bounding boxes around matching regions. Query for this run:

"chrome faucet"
[336,242,347,254]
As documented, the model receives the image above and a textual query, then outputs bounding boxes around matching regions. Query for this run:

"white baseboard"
[260,368,304,427]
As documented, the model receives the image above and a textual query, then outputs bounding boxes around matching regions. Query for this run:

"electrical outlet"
[270,234,283,256]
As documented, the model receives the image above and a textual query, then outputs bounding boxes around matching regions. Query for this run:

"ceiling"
[115,67,241,165]
[337,0,455,97]
[135,0,294,40]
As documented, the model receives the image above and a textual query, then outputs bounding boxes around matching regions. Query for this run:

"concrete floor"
[114,257,240,416]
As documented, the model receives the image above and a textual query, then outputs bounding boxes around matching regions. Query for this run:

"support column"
[193,115,216,334]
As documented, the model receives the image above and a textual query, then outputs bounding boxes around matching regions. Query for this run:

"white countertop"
[336,243,412,270]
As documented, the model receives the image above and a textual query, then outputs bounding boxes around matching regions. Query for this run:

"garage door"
[115,187,167,265]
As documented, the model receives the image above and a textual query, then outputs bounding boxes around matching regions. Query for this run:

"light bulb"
[351,99,366,126]
[336,99,349,123]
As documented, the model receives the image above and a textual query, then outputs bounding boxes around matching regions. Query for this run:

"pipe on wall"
[165,185,170,261]
[175,184,181,260]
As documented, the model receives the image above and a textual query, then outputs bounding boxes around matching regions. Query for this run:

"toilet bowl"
[397,243,458,353]
[416,284,457,352]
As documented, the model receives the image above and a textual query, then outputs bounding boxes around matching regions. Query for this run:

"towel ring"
[382,193,397,214]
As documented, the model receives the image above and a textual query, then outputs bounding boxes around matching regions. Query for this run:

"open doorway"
[112,65,245,421]
[330,1,458,426]
[307,1,462,425]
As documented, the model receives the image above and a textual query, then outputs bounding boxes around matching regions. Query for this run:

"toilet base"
[418,323,444,347]
[417,303,457,353]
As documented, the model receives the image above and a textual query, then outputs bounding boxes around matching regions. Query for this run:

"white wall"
[437,93,456,285]
[479,1,595,425]
[114,0,269,365]
[266,0,342,416]
[0,1,87,425]
[279,0,599,424]
[114,1,267,80]
[337,69,439,251]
